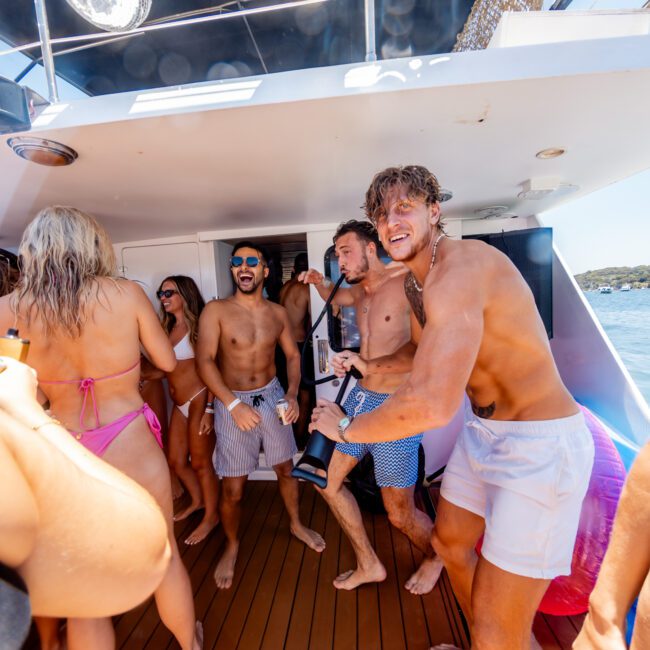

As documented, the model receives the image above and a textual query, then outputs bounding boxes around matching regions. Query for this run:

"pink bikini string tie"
[78,376,101,431]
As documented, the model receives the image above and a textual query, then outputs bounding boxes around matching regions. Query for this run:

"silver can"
[276,398,290,425]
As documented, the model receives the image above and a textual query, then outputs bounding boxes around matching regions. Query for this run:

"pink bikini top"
[39,359,141,431]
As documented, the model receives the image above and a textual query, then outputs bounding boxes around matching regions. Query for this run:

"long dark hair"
[158,275,205,345]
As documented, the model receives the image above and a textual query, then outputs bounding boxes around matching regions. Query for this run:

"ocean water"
[585,289,650,407]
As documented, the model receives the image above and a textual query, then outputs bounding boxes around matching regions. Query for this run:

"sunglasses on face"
[156,289,177,299]
[231,256,262,268]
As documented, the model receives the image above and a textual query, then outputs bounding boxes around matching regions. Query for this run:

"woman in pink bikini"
[0,206,202,650]
[157,275,219,544]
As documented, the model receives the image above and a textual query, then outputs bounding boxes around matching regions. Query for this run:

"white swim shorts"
[440,408,594,579]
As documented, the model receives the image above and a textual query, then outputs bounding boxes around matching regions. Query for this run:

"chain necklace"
[407,232,446,294]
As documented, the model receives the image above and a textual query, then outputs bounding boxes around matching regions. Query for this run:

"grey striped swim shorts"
[213,377,297,477]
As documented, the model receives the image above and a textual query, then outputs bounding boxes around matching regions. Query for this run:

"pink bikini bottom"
[70,403,162,457]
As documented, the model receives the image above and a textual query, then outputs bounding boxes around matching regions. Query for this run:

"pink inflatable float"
[538,405,626,615]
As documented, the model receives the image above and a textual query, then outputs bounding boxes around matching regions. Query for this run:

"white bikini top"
[173,332,194,361]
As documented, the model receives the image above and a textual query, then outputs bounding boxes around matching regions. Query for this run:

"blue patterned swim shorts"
[336,383,422,488]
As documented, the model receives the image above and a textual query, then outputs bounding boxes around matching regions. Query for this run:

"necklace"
[408,232,446,293]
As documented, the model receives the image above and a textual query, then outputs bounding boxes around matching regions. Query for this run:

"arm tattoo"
[471,401,496,418]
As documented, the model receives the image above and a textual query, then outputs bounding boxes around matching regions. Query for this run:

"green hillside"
[575,265,650,290]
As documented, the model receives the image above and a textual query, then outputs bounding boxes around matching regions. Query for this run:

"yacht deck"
[113,481,583,649]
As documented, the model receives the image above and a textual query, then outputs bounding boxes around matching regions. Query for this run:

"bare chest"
[219,310,282,350]
[355,289,409,340]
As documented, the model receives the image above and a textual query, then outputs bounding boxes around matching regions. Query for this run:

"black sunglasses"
[231,255,262,268]
[156,289,177,299]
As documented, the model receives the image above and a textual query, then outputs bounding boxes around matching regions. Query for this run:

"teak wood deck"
[110,481,583,650]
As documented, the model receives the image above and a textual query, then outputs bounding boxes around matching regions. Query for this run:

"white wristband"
[227,398,241,412]
[205,407,215,414]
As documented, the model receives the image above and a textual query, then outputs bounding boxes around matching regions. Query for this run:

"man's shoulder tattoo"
[404,273,426,327]
[471,401,496,419]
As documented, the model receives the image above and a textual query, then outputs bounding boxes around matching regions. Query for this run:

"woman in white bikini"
[158,275,220,545]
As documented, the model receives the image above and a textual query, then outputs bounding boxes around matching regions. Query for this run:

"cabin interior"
[2,2,650,648]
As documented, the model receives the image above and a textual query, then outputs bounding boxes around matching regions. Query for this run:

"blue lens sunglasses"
[231,255,262,268]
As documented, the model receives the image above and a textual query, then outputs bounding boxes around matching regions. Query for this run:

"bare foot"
[405,556,444,595]
[214,544,238,589]
[173,502,203,522]
[290,523,326,552]
[193,621,203,650]
[333,562,387,590]
[185,517,220,545]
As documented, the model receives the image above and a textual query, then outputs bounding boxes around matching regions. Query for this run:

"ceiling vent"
[518,177,560,200]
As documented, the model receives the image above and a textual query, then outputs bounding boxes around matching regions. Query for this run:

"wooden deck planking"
[282,490,329,649]
[108,481,584,650]
[390,528,433,650]
[259,486,317,649]
[203,485,282,648]
[356,511,381,650]
[332,531,358,650]
[374,514,408,650]
[309,505,343,650]
[213,488,287,649]
[116,482,263,648]
[549,612,586,646]
[189,482,272,638]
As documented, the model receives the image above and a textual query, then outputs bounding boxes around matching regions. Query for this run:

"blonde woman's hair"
[14,205,117,337]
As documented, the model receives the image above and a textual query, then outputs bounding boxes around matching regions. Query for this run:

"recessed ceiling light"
[535,147,566,159]
[7,137,78,166]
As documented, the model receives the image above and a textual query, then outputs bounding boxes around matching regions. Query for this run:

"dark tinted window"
[463,227,553,339]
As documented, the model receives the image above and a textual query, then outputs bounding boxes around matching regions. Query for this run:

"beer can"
[276,398,290,425]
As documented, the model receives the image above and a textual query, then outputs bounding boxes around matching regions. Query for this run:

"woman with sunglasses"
[157,276,219,545]
[0,207,202,650]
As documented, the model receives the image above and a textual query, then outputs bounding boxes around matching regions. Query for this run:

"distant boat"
[599,285,613,294]
[621,284,631,291]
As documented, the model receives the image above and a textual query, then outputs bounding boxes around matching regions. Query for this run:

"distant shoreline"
[574,264,650,291]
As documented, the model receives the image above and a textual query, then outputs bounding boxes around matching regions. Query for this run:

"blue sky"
[1,38,87,100]
[541,168,650,275]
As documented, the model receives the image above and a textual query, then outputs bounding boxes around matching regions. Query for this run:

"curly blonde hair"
[13,205,117,337]
[364,165,444,231]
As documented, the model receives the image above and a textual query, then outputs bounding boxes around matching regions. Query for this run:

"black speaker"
[0,76,30,135]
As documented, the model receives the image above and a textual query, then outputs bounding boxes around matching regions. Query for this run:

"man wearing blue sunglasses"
[197,241,325,590]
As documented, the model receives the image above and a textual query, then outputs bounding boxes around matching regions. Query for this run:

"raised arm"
[313,266,483,442]
[298,269,356,307]
[130,281,176,373]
